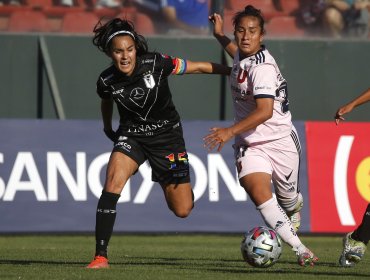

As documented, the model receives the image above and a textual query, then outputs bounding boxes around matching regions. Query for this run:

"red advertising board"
[306,122,370,233]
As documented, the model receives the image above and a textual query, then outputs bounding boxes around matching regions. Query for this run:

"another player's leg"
[339,204,370,267]
[240,172,318,266]
[87,152,138,269]
[275,128,303,232]
[278,192,303,233]
[154,126,193,218]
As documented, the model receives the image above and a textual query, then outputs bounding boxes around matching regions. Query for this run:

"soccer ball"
[240,226,282,268]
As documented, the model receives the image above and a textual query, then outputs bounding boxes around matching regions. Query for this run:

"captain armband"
[171,57,187,75]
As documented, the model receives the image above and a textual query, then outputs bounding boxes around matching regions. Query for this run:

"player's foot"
[339,232,367,267]
[86,255,109,269]
[288,211,301,232]
[294,245,318,267]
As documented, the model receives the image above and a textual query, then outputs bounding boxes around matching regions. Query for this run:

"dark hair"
[232,5,266,34]
[92,18,149,55]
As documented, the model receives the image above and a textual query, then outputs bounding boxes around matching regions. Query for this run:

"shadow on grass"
[1,257,369,278]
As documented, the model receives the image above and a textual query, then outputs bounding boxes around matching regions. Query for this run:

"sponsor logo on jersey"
[254,86,272,91]
[142,59,154,64]
[231,85,250,98]
[129,88,147,108]
[112,88,124,95]
[127,120,170,134]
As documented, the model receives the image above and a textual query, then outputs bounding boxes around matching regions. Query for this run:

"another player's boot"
[86,255,109,269]
[293,244,319,267]
[339,232,367,267]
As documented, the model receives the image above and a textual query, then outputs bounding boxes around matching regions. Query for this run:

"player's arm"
[230,97,273,135]
[209,13,238,58]
[185,60,231,75]
[204,98,273,152]
[335,87,370,125]
[101,97,117,141]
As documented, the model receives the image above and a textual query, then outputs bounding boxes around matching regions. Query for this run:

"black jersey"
[97,52,182,137]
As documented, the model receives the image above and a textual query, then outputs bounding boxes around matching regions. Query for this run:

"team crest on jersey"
[237,69,248,83]
[143,74,155,89]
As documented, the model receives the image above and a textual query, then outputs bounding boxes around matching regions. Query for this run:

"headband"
[106,30,135,47]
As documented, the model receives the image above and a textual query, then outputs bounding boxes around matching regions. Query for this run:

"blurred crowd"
[0,0,369,38]
[299,0,369,38]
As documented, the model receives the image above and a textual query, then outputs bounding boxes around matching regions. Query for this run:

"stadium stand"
[223,0,306,38]
[7,9,51,32]
[227,0,285,19]
[279,0,300,16]
[2,0,357,38]
[117,8,155,34]
[0,0,29,30]
[28,0,86,31]
[61,10,98,33]
[267,15,305,37]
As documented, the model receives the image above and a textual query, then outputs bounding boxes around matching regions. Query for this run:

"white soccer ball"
[240,226,283,268]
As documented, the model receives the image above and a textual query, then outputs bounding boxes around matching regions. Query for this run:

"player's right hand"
[208,13,224,37]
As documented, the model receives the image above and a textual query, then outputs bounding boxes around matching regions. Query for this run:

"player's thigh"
[239,172,273,206]
[236,145,273,205]
[104,151,139,194]
[269,135,300,199]
[146,126,190,185]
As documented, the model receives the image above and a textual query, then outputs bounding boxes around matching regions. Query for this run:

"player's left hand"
[203,127,233,152]
[104,128,118,142]
[334,104,354,125]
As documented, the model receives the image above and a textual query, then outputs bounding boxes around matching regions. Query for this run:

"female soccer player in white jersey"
[205,5,318,266]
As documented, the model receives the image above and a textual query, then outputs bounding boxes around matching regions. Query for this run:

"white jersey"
[230,46,292,145]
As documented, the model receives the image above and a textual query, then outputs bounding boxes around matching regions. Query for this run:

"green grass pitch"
[0,234,369,280]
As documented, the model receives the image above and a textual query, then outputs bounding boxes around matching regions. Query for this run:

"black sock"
[352,203,370,245]
[95,191,120,257]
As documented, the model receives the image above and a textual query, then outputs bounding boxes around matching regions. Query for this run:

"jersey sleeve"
[250,64,277,99]
[96,76,111,100]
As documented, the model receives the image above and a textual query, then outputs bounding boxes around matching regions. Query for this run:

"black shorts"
[112,124,190,185]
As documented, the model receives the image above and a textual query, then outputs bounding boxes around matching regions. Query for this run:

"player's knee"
[172,205,193,218]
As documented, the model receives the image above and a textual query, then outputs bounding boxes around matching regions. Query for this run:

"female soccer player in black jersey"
[86,18,230,269]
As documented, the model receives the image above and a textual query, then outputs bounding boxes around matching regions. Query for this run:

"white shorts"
[235,128,301,203]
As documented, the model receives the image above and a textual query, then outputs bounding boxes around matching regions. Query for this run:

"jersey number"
[276,82,289,113]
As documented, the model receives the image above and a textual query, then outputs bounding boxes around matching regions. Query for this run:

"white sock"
[257,197,302,249]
